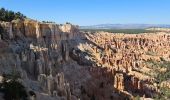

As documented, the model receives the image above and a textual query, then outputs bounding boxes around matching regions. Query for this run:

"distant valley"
[80,24,170,29]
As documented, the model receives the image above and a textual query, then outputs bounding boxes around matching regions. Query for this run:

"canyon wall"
[0,19,83,100]
[1,19,170,100]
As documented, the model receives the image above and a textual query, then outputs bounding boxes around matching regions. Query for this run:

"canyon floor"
[0,19,170,100]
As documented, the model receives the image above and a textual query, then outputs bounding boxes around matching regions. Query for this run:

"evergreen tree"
[0,8,26,22]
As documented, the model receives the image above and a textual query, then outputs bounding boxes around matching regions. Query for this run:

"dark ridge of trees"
[80,29,157,34]
[66,22,71,24]
[0,8,26,22]
[42,21,55,23]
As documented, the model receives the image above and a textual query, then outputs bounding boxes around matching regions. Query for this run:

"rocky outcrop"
[38,73,71,100]
[1,18,170,100]
[83,31,170,99]
[114,73,124,91]
[0,19,82,100]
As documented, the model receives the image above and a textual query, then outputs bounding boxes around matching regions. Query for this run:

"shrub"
[0,73,28,100]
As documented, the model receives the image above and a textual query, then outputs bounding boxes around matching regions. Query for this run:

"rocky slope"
[0,19,170,100]
[0,19,88,100]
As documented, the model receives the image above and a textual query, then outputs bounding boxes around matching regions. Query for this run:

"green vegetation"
[66,22,71,24]
[134,95,140,100]
[146,59,170,82]
[154,87,170,100]
[0,8,26,22]
[146,51,158,56]
[156,61,170,82]
[146,59,170,99]
[0,70,28,100]
[42,21,55,23]
[159,87,170,99]
[80,29,156,34]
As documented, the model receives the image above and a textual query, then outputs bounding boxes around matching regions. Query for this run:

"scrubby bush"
[0,72,28,100]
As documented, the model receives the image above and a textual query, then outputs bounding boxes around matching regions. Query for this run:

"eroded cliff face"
[1,19,170,100]
[0,19,85,100]
[83,31,170,99]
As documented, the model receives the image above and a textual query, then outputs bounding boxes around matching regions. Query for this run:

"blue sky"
[0,0,170,25]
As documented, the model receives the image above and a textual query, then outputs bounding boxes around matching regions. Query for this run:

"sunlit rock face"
[0,19,83,100]
[38,73,71,99]
[80,31,170,99]
[1,18,170,100]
